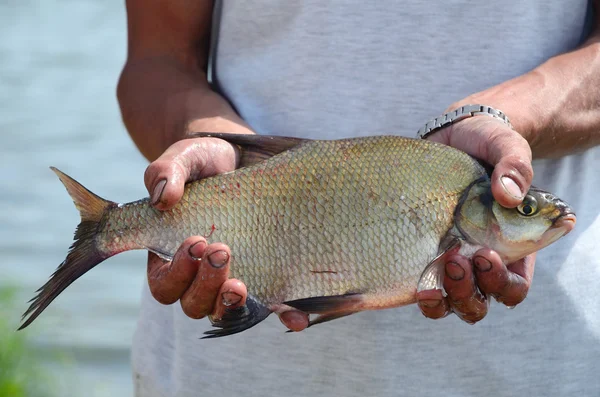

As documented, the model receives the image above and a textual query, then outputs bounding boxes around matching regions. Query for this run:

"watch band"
[416,104,513,140]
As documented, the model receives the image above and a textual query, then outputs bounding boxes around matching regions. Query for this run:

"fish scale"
[19,133,575,337]
[99,136,484,306]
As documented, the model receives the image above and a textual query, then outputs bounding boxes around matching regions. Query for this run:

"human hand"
[144,137,310,331]
[418,112,536,323]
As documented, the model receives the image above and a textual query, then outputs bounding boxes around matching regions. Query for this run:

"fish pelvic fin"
[188,132,309,168]
[202,295,272,339]
[18,167,115,330]
[308,311,357,328]
[284,311,359,333]
[281,293,364,331]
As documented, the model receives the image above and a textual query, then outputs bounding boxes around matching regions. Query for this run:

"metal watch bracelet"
[416,104,513,140]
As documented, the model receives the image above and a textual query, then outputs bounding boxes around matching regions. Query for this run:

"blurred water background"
[1,2,147,395]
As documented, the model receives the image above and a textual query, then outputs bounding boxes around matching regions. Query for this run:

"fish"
[18,133,576,337]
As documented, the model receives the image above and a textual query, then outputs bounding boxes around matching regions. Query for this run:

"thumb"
[490,149,533,208]
[144,137,239,211]
[480,121,533,208]
[430,117,533,208]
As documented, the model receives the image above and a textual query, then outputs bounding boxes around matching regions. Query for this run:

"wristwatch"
[416,104,513,140]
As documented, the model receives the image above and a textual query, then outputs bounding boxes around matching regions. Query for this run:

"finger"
[470,119,533,208]
[279,310,310,332]
[490,151,533,208]
[210,279,248,320]
[147,236,207,305]
[444,255,488,324]
[417,289,452,320]
[473,248,535,307]
[180,242,232,319]
[429,117,533,208]
[144,138,239,210]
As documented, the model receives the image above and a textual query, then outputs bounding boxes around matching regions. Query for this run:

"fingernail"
[188,241,206,260]
[474,256,492,272]
[151,179,167,205]
[445,262,465,281]
[420,299,441,308]
[208,250,229,268]
[500,176,523,200]
[222,291,242,307]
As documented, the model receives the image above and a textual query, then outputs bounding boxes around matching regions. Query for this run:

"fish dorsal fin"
[189,132,310,168]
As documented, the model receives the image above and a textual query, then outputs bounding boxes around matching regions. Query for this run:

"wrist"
[119,58,253,161]
[181,91,255,140]
[446,71,548,147]
[155,73,255,150]
[418,105,513,140]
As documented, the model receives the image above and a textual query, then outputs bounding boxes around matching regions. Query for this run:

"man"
[118,1,600,396]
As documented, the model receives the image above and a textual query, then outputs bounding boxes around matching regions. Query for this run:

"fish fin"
[18,168,115,330]
[145,247,173,261]
[308,311,358,328]
[188,132,310,168]
[283,293,364,314]
[284,311,357,333]
[201,295,271,339]
[50,167,112,222]
[417,237,461,294]
[417,259,446,295]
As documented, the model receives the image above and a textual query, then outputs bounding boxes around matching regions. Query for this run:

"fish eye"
[517,196,538,216]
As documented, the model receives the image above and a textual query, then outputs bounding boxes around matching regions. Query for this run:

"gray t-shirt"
[132,2,600,396]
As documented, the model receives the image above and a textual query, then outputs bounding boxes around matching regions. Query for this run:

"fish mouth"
[549,196,576,236]
[550,212,576,235]
[537,211,576,249]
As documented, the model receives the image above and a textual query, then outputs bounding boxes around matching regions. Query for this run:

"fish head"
[455,179,576,263]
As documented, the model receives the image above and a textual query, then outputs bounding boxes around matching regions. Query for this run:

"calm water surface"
[1,2,148,395]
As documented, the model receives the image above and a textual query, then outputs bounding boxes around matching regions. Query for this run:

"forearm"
[454,26,600,158]
[525,32,600,157]
[117,0,252,162]
[118,59,252,161]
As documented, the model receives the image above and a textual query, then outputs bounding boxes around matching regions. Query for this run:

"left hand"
[417,112,536,323]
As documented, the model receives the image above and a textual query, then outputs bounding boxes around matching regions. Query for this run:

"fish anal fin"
[202,295,271,339]
[188,132,310,168]
[417,237,462,295]
[283,292,364,314]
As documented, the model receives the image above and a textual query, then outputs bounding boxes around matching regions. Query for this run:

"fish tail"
[18,167,116,330]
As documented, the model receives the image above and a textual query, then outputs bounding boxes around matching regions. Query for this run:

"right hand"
[144,137,309,331]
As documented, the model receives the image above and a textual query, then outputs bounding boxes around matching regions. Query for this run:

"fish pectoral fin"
[202,295,271,339]
[144,246,174,262]
[283,292,364,314]
[188,132,310,168]
[417,259,445,295]
[417,237,462,294]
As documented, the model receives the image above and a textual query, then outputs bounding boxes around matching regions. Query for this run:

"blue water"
[1,2,147,395]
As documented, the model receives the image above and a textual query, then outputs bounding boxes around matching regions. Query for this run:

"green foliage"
[0,286,61,397]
